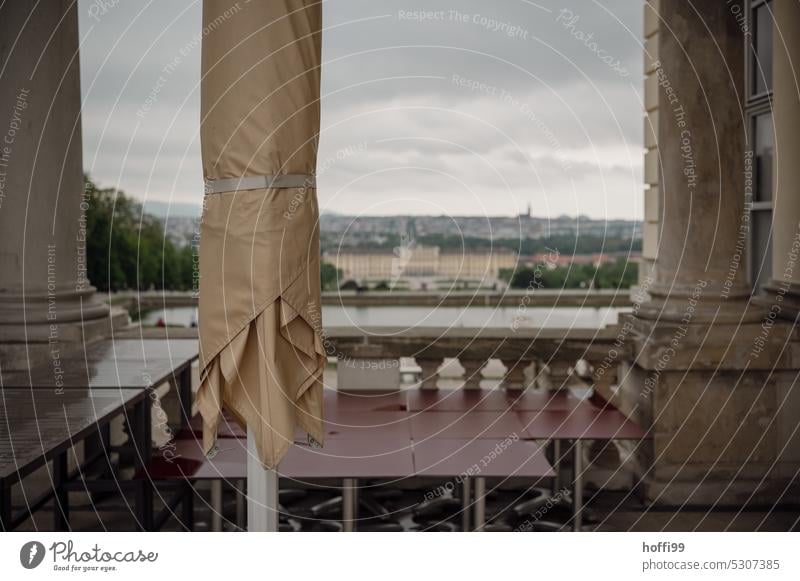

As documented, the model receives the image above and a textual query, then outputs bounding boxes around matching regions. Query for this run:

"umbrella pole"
[246,428,279,531]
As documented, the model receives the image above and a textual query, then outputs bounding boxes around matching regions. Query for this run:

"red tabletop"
[407,389,515,412]
[323,411,412,441]
[410,410,525,440]
[185,413,247,439]
[324,389,408,413]
[518,407,647,440]
[194,439,247,479]
[138,389,643,484]
[506,390,585,411]
[138,438,244,480]
[406,388,587,413]
[280,438,414,479]
[143,437,417,480]
[412,437,554,478]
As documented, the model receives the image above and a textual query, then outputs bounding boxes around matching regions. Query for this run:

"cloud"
[78,0,643,218]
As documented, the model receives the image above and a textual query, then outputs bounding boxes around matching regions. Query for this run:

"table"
[406,388,583,413]
[410,410,525,440]
[0,388,149,530]
[323,411,412,441]
[518,405,647,530]
[413,437,553,530]
[137,388,645,533]
[324,389,408,413]
[144,436,415,531]
[1,338,199,426]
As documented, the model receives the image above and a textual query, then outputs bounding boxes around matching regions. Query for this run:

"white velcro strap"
[204,174,315,195]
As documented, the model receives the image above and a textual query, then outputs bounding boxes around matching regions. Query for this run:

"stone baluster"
[416,357,443,390]
[460,359,485,390]
[501,358,530,391]
[539,360,573,391]
[588,358,617,399]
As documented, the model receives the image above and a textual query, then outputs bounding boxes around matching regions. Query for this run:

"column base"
[0,284,110,324]
[0,305,129,372]
[755,280,800,321]
[636,283,764,324]
[644,473,800,507]
[613,314,800,507]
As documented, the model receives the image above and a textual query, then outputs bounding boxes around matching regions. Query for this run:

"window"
[752,1,774,95]
[746,0,774,292]
[753,112,774,202]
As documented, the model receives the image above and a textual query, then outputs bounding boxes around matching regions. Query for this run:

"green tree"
[320,262,342,291]
[594,258,638,289]
[508,259,637,290]
[83,174,195,292]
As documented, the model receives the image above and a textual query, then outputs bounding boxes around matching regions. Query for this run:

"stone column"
[764,0,800,318]
[0,2,114,369]
[614,0,800,506]
[638,0,758,323]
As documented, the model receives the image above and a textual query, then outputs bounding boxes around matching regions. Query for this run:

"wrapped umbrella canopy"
[198,0,325,468]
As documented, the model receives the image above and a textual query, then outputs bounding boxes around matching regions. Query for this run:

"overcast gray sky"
[78,0,644,219]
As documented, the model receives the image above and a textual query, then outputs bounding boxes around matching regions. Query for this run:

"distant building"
[325,245,517,284]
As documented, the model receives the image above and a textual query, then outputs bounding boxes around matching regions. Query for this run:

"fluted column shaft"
[0,1,107,325]
[640,0,754,322]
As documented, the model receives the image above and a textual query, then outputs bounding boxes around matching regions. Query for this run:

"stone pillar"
[0,2,116,370]
[616,0,800,506]
[638,0,757,323]
[763,0,800,318]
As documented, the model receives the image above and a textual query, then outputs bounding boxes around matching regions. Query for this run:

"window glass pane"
[754,112,774,202]
[750,209,773,292]
[752,2,774,95]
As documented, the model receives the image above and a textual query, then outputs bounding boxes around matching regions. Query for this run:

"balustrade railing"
[325,325,628,396]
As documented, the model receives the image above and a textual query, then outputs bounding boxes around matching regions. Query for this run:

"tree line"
[501,258,638,290]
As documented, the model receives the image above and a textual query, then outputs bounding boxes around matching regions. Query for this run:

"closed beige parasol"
[198,0,325,469]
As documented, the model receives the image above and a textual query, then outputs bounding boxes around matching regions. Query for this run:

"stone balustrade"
[118,318,631,396]
[324,324,629,394]
[109,288,635,311]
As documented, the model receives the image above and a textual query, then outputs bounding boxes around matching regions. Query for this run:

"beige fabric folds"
[198,0,324,468]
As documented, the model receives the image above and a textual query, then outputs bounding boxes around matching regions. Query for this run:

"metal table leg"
[211,480,223,531]
[551,439,563,494]
[133,396,154,531]
[182,481,195,531]
[53,451,69,531]
[0,479,10,532]
[342,478,358,532]
[178,365,193,427]
[461,478,471,532]
[141,394,153,460]
[473,476,486,531]
[572,439,584,532]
